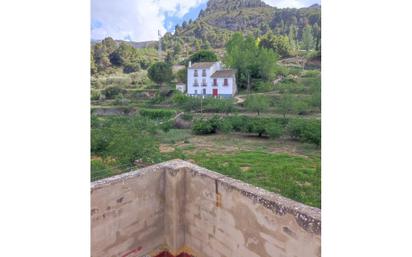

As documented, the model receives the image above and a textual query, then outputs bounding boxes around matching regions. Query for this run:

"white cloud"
[91,0,207,42]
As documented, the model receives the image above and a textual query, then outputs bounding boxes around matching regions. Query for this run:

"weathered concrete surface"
[91,164,166,257]
[91,160,321,257]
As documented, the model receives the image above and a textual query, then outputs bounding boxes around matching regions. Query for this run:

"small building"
[175,83,186,93]
[187,61,237,98]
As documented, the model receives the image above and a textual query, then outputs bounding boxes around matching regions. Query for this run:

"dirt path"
[159,112,184,125]
[234,95,245,104]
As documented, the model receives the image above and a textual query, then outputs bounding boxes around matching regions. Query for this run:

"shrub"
[287,67,303,76]
[147,62,174,86]
[172,92,189,106]
[123,62,140,73]
[173,95,202,112]
[204,98,235,114]
[102,86,126,99]
[244,95,269,115]
[192,116,229,135]
[139,108,175,120]
[302,70,320,78]
[254,81,273,92]
[288,119,320,146]
[248,118,268,137]
[91,90,101,101]
[293,100,310,115]
[91,127,113,154]
[219,119,233,134]
[91,116,160,165]
[226,116,254,132]
[160,120,173,132]
[192,119,214,135]
[266,122,283,139]
[114,94,129,106]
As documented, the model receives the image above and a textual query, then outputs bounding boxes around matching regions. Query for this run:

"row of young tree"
[192,115,321,146]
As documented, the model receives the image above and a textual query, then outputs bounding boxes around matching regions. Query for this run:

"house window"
[224,78,228,86]
[194,79,199,87]
[194,90,198,95]
[194,70,198,77]
[202,69,206,77]
[202,78,207,87]
[202,88,206,95]
[213,79,217,86]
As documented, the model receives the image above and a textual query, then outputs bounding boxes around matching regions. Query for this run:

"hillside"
[165,0,321,49]
[91,39,158,49]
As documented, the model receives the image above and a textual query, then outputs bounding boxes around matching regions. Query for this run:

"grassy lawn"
[154,130,321,208]
[188,151,320,208]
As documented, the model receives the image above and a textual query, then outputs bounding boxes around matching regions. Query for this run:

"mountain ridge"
[163,0,321,49]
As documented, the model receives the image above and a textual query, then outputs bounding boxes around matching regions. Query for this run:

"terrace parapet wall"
[91,160,321,257]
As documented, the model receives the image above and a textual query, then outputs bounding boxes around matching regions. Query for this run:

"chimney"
[188,61,192,68]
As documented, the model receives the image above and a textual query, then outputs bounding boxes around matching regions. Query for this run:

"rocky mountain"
[164,0,320,49]
[202,0,270,15]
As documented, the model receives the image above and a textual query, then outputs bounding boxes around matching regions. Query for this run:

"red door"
[213,88,218,96]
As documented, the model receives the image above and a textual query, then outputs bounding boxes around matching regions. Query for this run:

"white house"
[175,83,186,93]
[187,61,237,98]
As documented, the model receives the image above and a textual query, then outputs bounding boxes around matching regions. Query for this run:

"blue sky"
[91,0,320,42]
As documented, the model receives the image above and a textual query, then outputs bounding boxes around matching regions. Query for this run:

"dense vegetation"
[90,0,321,208]
[166,0,321,51]
[91,37,158,75]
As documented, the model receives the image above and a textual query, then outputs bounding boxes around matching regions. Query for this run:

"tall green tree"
[302,25,314,51]
[189,50,218,63]
[148,62,174,87]
[176,68,187,84]
[288,24,298,51]
[93,43,111,71]
[224,33,278,90]
[109,43,138,66]
[312,23,321,51]
[101,37,117,53]
[259,33,293,58]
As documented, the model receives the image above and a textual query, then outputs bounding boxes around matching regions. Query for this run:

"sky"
[91,0,320,42]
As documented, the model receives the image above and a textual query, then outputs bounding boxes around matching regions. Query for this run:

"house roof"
[189,62,216,69]
[210,69,236,78]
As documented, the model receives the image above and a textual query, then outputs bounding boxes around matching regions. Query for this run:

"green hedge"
[287,118,321,146]
[139,108,176,120]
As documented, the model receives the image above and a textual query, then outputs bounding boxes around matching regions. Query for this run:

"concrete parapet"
[91,159,321,257]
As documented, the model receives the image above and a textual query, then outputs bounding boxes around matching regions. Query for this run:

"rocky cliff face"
[198,0,274,32]
[203,0,270,15]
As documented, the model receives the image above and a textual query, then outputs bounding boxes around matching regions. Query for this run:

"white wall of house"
[187,62,236,98]
[212,77,236,96]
